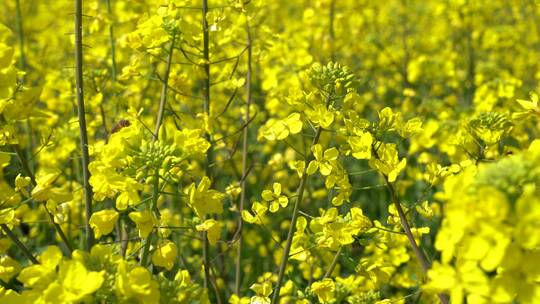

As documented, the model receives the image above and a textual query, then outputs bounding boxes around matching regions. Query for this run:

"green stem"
[323,246,342,279]
[201,0,215,296]
[1,224,38,265]
[234,19,252,296]
[272,93,332,303]
[384,177,449,304]
[106,0,117,81]
[153,32,176,141]
[140,232,153,266]
[15,0,26,71]
[74,0,94,251]
[11,143,73,254]
[328,0,336,61]
[141,169,160,266]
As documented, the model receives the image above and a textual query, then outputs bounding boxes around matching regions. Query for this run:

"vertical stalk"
[140,170,159,267]
[328,0,336,62]
[15,0,26,71]
[271,94,332,304]
[234,20,252,296]
[140,31,177,267]
[74,0,94,251]
[15,0,35,170]
[201,0,212,292]
[106,0,117,81]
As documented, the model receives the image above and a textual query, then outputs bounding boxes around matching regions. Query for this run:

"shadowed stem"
[1,224,38,265]
[75,0,94,251]
[234,20,252,296]
[272,94,333,304]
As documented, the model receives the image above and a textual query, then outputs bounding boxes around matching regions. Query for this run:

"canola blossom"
[0,0,539,303]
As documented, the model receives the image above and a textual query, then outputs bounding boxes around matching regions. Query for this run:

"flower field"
[0,0,539,303]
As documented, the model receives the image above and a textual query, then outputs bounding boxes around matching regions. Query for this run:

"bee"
[111,119,131,134]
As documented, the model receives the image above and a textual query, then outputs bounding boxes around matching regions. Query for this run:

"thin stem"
[106,0,117,81]
[234,19,252,296]
[75,0,94,251]
[1,224,39,265]
[15,0,26,71]
[12,145,36,185]
[384,177,449,304]
[153,32,176,141]
[323,246,342,279]
[140,232,153,266]
[200,0,216,297]
[272,95,332,304]
[329,0,336,61]
[11,143,73,254]
[385,178,429,271]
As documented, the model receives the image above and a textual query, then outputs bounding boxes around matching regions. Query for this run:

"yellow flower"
[0,209,16,226]
[152,240,178,270]
[89,209,119,238]
[261,113,303,141]
[14,174,31,196]
[185,176,224,218]
[242,201,268,225]
[400,117,423,138]
[307,144,339,176]
[173,128,211,156]
[129,210,156,238]
[31,173,72,202]
[348,131,373,160]
[17,246,62,289]
[311,278,335,303]
[513,92,540,119]
[0,256,21,282]
[115,260,160,303]
[250,281,272,304]
[229,294,250,304]
[57,260,105,302]
[196,219,222,245]
[116,190,140,210]
[369,143,407,182]
[305,103,334,128]
[261,183,288,213]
